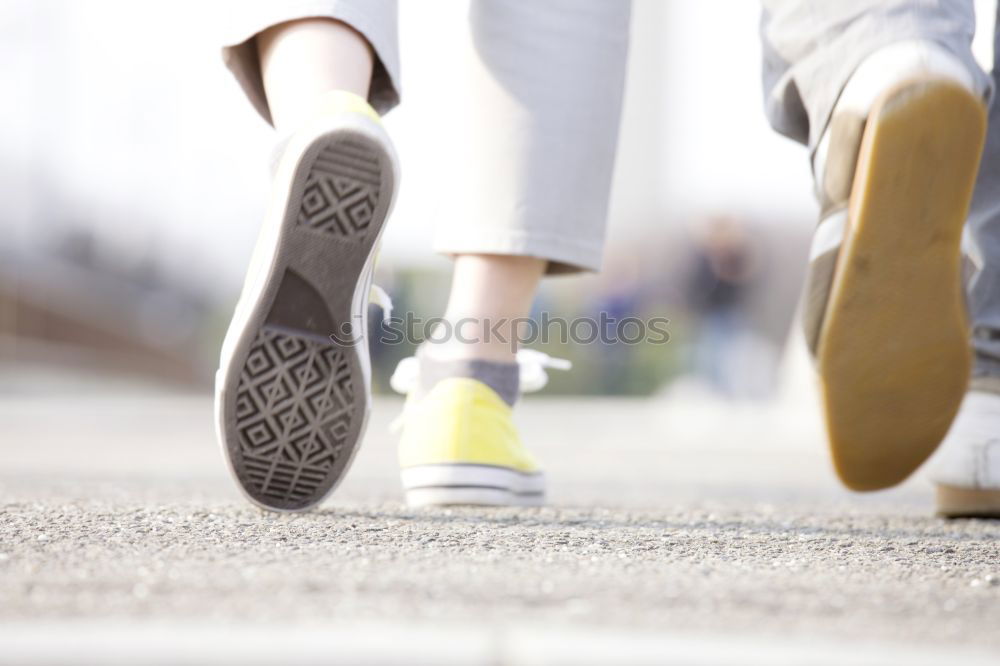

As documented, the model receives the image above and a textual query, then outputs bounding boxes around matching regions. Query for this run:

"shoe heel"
[400,464,545,507]
[936,484,1000,518]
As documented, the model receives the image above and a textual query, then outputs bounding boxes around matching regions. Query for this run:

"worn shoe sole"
[937,485,1000,518]
[216,118,396,512]
[401,464,545,507]
[818,80,985,491]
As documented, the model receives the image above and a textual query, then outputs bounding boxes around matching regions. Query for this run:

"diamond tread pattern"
[231,136,385,509]
[235,328,353,505]
[296,140,381,242]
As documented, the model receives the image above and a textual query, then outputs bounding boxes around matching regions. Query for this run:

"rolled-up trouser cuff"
[761,0,990,151]
[434,228,604,276]
[220,0,400,124]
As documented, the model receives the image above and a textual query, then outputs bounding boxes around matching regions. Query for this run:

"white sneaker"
[215,92,399,512]
[929,383,1000,518]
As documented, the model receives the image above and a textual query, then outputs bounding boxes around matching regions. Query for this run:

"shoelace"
[962,227,984,274]
[369,284,393,323]
[387,349,572,431]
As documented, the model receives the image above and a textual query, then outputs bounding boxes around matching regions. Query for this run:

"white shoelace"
[387,348,572,431]
[511,348,573,392]
[962,227,984,274]
[369,284,393,323]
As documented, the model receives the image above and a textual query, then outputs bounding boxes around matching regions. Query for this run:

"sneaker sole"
[401,464,546,507]
[818,80,985,491]
[936,484,1000,518]
[217,123,395,512]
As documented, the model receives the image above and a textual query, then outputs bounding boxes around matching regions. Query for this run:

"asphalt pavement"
[1,375,999,665]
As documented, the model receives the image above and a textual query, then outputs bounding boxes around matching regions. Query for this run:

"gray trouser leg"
[968,3,1000,376]
[222,1,630,274]
[432,0,632,274]
[761,0,1000,378]
[760,0,987,151]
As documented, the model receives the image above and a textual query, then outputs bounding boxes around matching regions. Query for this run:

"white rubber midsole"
[400,464,546,507]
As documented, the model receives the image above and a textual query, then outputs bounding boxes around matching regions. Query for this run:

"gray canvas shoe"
[215,93,398,512]
[802,43,986,491]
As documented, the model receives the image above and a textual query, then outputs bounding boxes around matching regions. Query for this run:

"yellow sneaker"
[389,350,569,507]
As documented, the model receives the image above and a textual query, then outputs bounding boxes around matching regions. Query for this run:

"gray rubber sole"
[219,129,393,511]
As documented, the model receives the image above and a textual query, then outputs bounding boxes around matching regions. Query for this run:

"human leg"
[761,0,990,491]
[221,0,399,124]
[257,18,375,131]
[931,1,1000,517]
[393,0,632,506]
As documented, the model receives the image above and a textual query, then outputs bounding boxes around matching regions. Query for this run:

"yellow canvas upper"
[311,90,381,124]
[397,377,541,473]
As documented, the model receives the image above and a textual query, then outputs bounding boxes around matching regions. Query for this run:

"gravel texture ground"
[1,387,999,664]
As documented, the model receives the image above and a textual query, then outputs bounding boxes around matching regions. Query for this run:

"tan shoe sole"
[818,80,985,491]
[936,484,1000,518]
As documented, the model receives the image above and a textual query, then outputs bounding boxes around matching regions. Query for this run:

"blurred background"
[0,0,994,400]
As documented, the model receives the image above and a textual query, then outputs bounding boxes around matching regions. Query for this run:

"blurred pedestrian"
[683,217,759,397]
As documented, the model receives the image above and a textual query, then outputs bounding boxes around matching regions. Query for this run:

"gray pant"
[222,1,1000,370]
[762,0,1000,375]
